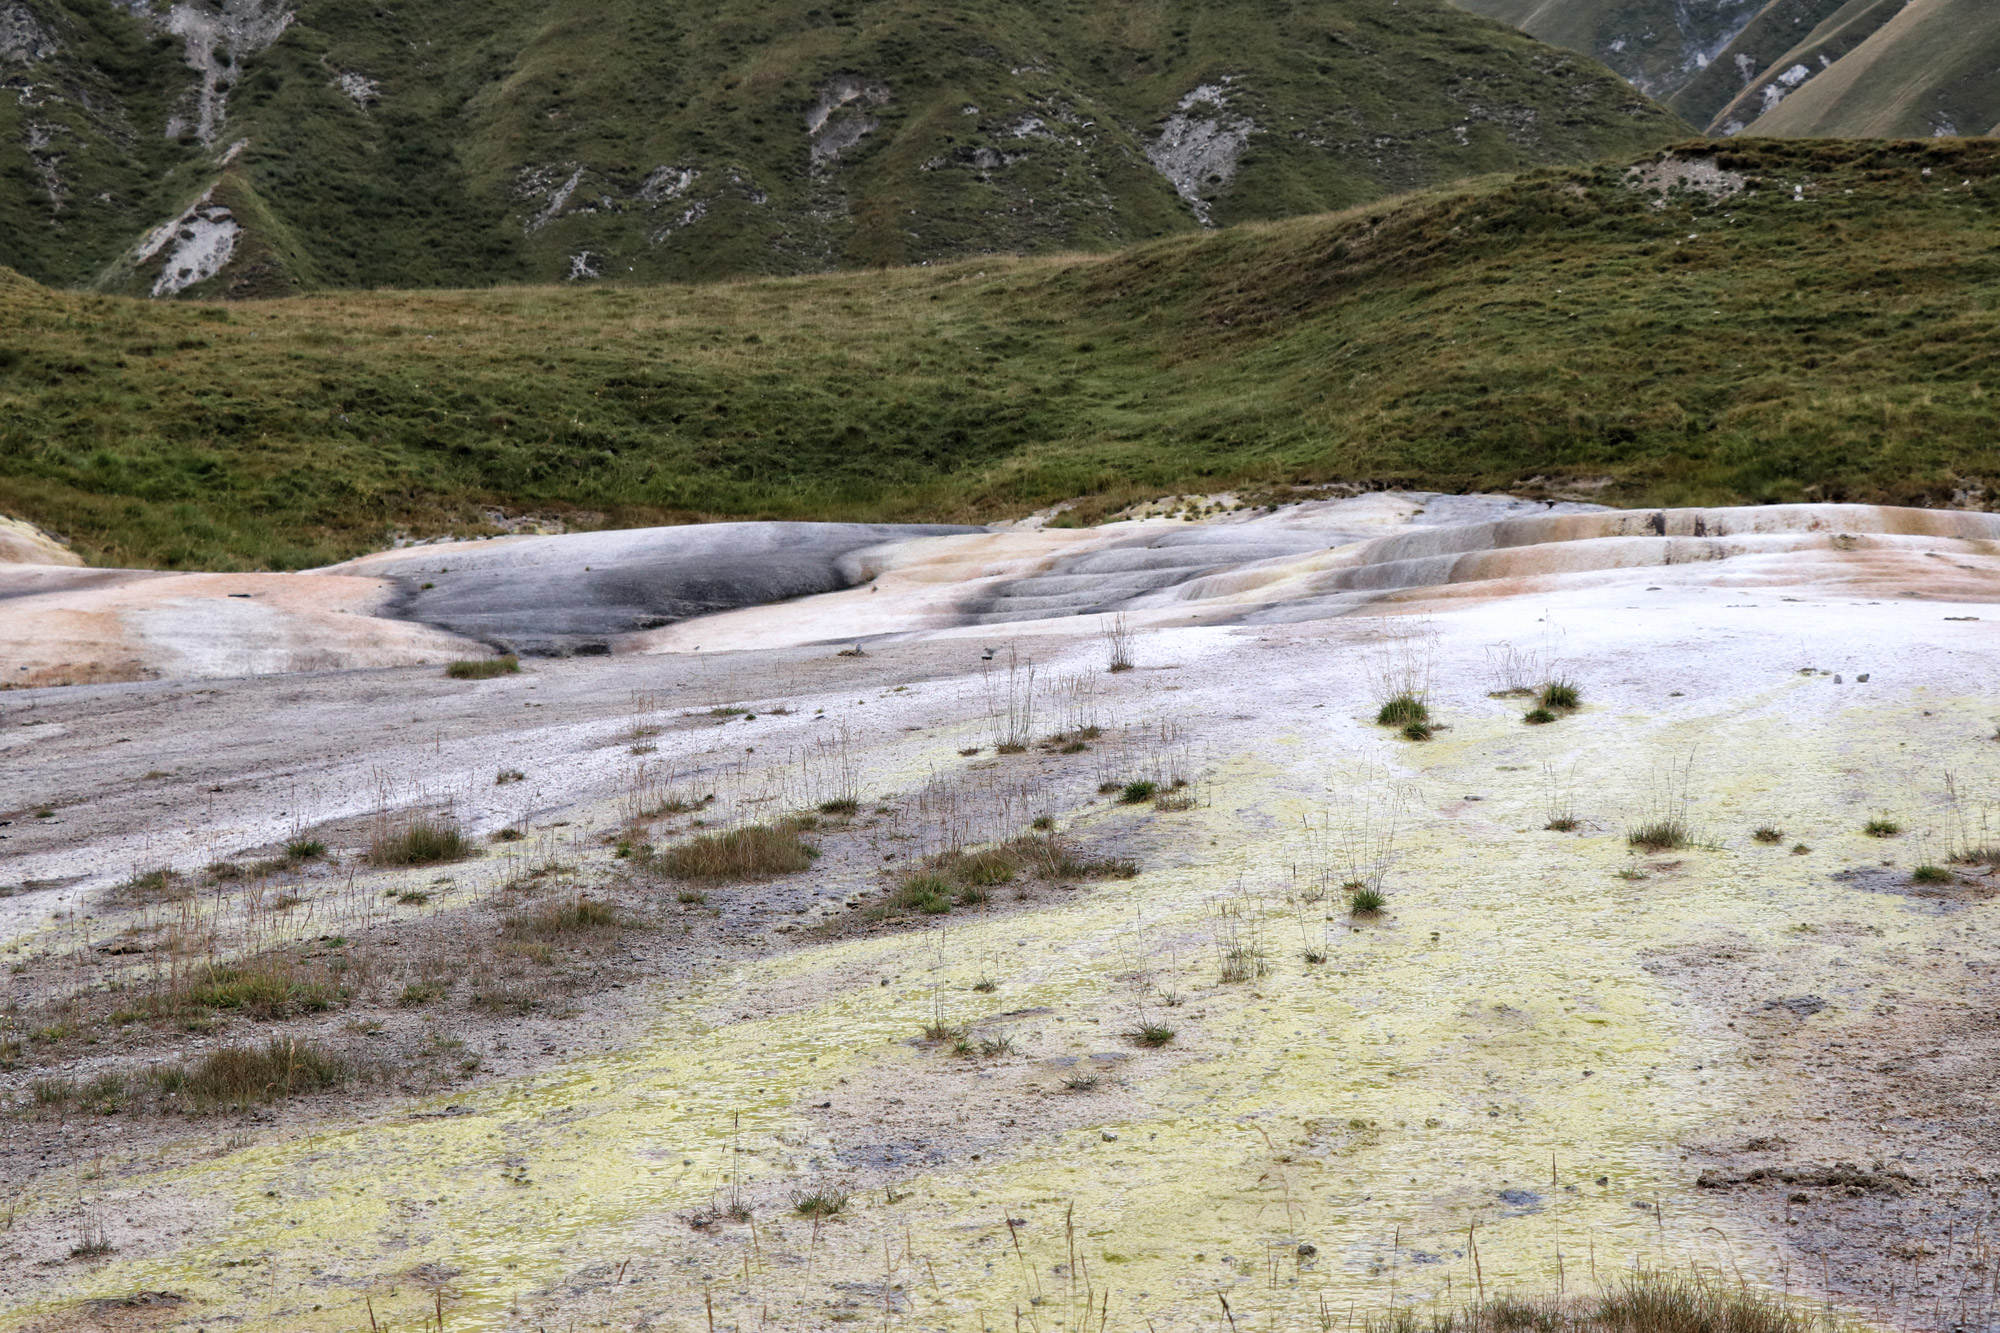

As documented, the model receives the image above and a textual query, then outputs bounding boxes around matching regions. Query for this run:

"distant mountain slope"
[1742,0,2000,138]
[1665,0,1867,130]
[2,138,1996,571]
[1447,0,1764,101]
[0,0,1680,295]
[1453,0,2000,140]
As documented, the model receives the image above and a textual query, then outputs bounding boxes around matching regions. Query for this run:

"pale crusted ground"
[3,504,2000,1332]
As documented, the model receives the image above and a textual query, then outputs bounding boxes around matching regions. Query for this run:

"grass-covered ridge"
[2,138,1997,570]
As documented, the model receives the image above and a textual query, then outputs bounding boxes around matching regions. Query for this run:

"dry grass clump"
[445,656,520,679]
[398,980,449,1007]
[152,1039,352,1111]
[368,816,472,867]
[1009,831,1137,882]
[879,832,1136,918]
[1102,613,1135,673]
[942,847,1020,885]
[1367,1271,1827,1333]
[1752,827,1784,844]
[26,1072,131,1117]
[653,820,819,881]
[502,895,621,939]
[113,867,190,905]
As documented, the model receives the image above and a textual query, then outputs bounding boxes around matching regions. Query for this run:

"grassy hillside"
[1448,0,1763,100]
[1744,0,2000,139]
[1,138,1996,571]
[1,0,1680,294]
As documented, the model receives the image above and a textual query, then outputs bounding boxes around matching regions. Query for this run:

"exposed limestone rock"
[1624,152,1748,208]
[0,0,56,64]
[807,76,889,168]
[1145,82,1254,226]
[158,0,295,145]
[132,188,240,296]
[0,514,80,566]
[335,70,378,108]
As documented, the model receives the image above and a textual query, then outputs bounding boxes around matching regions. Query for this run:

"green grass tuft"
[1376,695,1429,728]
[1538,678,1580,711]
[886,873,957,916]
[791,1189,849,1219]
[1628,819,1690,851]
[445,656,520,680]
[1864,819,1901,838]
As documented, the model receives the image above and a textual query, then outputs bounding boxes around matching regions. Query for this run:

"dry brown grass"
[368,815,473,867]
[150,1039,353,1112]
[652,821,819,881]
[502,895,621,939]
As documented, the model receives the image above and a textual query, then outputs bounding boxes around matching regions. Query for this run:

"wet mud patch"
[1660,940,2000,1327]
[19,1291,187,1333]
[1831,863,2000,905]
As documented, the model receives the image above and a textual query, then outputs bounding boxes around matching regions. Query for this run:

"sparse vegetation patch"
[446,657,520,680]
[152,1040,353,1112]
[654,821,818,881]
[368,817,472,867]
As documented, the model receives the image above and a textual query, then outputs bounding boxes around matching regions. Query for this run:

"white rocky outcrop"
[153,0,295,144]
[132,187,240,296]
[0,0,56,63]
[807,76,889,167]
[1145,82,1254,226]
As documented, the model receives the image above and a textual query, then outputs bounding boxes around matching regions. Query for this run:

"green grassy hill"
[1,138,1996,571]
[1742,0,2000,139]
[0,0,1679,295]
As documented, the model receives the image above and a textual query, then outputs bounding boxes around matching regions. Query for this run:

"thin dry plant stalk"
[984,646,1039,752]
[1102,613,1135,673]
